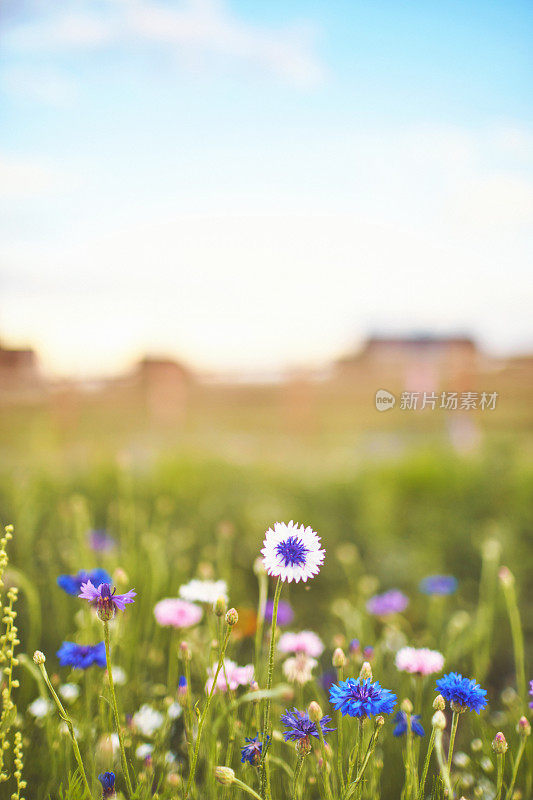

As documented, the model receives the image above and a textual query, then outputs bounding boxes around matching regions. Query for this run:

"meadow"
[0,443,532,799]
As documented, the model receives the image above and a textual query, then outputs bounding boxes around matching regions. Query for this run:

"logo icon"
[375,389,396,411]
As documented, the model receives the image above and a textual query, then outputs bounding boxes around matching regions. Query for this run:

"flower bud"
[491,732,508,754]
[432,711,446,730]
[433,694,446,711]
[253,557,266,576]
[296,736,312,756]
[375,715,385,727]
[517,716,531,737]
[332,648,346,669]
[359,661,372,681]
[498,566,514,587]
[471,738,483,752]
[179,641,191,661]
[308,702,322,723]
[225,608,239,627]
[214,766,235,786]
[33,651,46,666]
[401,698,413,714]
[214,597,226,617]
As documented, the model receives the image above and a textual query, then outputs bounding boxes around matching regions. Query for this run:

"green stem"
[185,625,232,798]
[316,718,334,800]
[103,620,134,799]
[504,738,526,800]
[346,723,381,797]
[346,719,363,787]
[336,665,345,792]
[495,752,505,800]
[418,726,436,799]
[232,777,264,800]
[292,753,305,800]
[502,580,526,704]
[254,567,268,682]
[434,729,453,798]
[260,576,283,799]
[446,710,459,773]
[38,663,92,800]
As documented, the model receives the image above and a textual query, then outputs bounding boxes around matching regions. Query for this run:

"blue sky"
[1,0,532,376]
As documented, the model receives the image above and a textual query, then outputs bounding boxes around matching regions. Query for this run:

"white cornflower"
[132,704,165,737]
[59,683,80,703]
[136,743,154,760]
[28,697,53,718]
[261,521,325,583]
[167,701,182,720]
[278,630,325,657]
[109,665,127,685]
[179,579,229,605]
[282,654,318,685]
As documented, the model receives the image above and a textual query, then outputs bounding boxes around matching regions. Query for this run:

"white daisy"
[179,578,229,605]
[261,521,325,583]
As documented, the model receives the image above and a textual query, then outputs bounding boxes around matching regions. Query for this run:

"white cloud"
[449,173,533,229]
[3,0,323,87]
[0,154,64,197]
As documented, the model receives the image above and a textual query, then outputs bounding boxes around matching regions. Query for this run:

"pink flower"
[395,647,444,676]
[205,659,254,694]
[277,631,324,658]
[153,598,203,629]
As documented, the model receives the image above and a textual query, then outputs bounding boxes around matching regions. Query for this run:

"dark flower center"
[276,535,309,568]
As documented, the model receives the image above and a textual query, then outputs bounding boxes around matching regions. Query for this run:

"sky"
[1,0,532,377]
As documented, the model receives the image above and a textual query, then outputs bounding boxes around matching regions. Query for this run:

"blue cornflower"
[281,708,334,742]
[329,678,397,718]
[241,733,269,766]
[419,575,457,595]
[436,672,487,713]
[57,641,106,669]
[98,771,115,797]
[393,710,424,737]
[57,568,112,596]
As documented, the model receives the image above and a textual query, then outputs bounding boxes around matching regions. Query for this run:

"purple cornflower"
[78,581,136,620]
[329,678,397,718]
[419,575,457,596]
[241,733,269,766]
[57,641,106,669]
[264,599,294,626]
[529,680,533,710]
[98,771,115,797]
[435,672,487,713]
[320,670,337,693]
[363,646,374,660]
[57,569,112,596]
[88,529,116,552]
[349,639,360,655]
[393,710,424,737]
[281,707,334,742]
[366,590,409,616]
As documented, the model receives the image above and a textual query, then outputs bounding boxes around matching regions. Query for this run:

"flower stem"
[292,753,305,800]
[446,710,459,773]
[38,662,92,800]
[232,777,264,800]
[504,737,526,800]
[185,625,232,798]
[336,664,345,792]
[260,576,283,799]
[316,718,334,800]
[495,752,505,800]
[254,566,268,682]
[103,620,134,798]
[434,728,453,798]
[501,578,526,704]
[418,726,436,799]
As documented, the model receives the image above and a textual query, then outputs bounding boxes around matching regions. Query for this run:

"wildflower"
[329,678,397,718]
[178,676,187,697]
[264,599,294,625]
[360,661,373,681]
[59,683,81,703]
[261,521,325,583]
[33,650,46,665]
[393,710,424,737]
[98,771,116,797]
[332,647,347,668]
[205,659,254,693]
[78,581,136,620]
[320,670,337,692]
[57,568,112,596]
[395,647,444,676]
[167,701,182,720]
[88,529,116,552]
[132,705,165,737]
[366,590,409,616]
[529,679,533,709]
[281,707,334,742]
[225,607,239,626]
[435,672,488,713]
[215,766,235,786]
[28,697,53,718]
[135,743,154,760]
[278,630,324,657]
[517,716,531,736]
[363,645,374,660]
[283,654,318,685]
[241,733,268,766]
[419,575,458,595]
[349,639,360,655]
[153,598,203,629]
[57,641,106,669]
[108,665,127,685]
[179,578,228,605]
[491,732,508,754]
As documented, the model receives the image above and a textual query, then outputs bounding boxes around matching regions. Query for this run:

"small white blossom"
[28,697,53,718]
[59,683,80,703]
[179,579,229,605]
[261,521,325,583]
[133,704,164,737]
